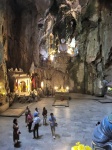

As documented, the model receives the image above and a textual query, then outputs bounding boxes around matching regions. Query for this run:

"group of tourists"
[13,106,57,147]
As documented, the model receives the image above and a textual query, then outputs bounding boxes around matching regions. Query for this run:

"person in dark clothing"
[42,107,47,125]
[25,106,30,123]
[13,118,21,146]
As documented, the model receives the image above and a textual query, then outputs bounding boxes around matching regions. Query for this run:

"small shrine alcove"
[8,68,31,95]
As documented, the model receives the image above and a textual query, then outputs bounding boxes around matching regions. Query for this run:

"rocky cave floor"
[0,93,112,150]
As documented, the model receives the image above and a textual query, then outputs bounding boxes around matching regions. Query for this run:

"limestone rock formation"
[0,0,112,99]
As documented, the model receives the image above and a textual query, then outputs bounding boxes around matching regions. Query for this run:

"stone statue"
[92,114,112,150]
[59,38,68,52]
[8,68,13,72]
[15,68,18,72]
[29,62,35,74]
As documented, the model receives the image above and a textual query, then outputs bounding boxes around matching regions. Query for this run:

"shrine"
[8,68,31,95]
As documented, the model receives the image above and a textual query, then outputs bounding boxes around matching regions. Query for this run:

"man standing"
[32,113,41,139]
[49,113,56,139]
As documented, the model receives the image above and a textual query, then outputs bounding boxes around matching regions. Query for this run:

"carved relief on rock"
[65,0,81,20]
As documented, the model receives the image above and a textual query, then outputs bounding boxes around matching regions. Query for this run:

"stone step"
[0,102,9,113]
[105,94,112,100]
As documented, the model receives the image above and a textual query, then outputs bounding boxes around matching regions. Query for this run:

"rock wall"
[0,0,112,96]
[46,0,112,94]
[0,0,9,95]
[4,0,52,72]
[78,0,112,95]
[0,0,51,96]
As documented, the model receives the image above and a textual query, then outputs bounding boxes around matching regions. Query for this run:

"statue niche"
[20,81,26,92]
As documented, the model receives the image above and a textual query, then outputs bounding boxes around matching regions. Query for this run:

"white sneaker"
[53,136,55,139]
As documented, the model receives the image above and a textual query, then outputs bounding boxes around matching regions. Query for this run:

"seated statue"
[92,114,112,150]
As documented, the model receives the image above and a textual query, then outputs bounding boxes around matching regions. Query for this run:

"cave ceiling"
[2,0,112,71]
[4,0,75,72]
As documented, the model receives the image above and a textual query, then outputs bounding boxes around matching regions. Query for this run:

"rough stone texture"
[0,0,112,97]
[2,0,52,73]
[0,0,9,96]
[76,0,112,94]
[0,0,52,96]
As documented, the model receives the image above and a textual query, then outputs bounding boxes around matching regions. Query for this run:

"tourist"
[13,118,21,146]
[33,107,39,117]
[32,113,41,139]
[25,106,30,123]
[27,110,33,132]
[42,107,47,125]
[49,113,56,139]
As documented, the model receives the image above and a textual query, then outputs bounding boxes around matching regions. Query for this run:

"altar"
[54,86,70,100]
[55,92,70,101]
